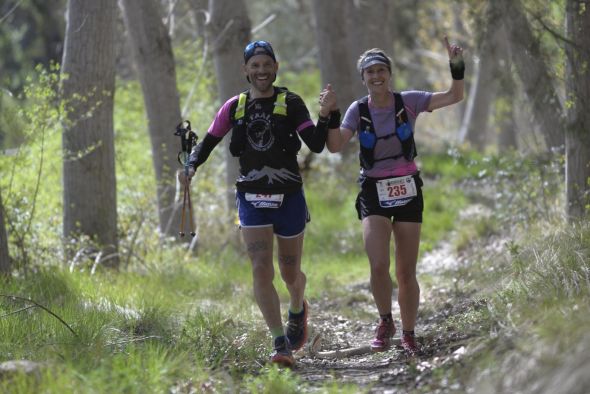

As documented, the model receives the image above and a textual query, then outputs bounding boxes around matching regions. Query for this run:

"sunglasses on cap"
[359,52,391,73]
[244,40,276,63]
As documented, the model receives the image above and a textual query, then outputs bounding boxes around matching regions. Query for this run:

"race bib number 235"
[376,175,417,208]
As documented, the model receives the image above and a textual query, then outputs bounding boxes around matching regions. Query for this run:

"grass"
[2,64,588,392]
[3,150,587,393]
[426,210,590,393]
[0,115,475,392]
[0,151,467,393]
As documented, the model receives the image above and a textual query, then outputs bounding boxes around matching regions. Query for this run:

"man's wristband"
[449,59,465,80]
[328,110,341,129]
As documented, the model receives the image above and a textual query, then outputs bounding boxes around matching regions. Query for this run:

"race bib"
[245,193,284,208]
[376,175,417,208]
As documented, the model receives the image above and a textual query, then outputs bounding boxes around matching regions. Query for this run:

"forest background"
[0,0,588,393]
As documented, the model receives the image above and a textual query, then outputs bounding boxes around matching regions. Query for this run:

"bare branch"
[181,39,210,118]
[525,6,576,47]
[0,294,78,337]
[0,305,36,318]
[251,13,276,34]
[211,19,234,50]
[307,333,401,359]
[104,335,162,347]
[0,0,24,25]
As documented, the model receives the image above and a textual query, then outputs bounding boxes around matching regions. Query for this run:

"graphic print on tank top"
[246,110,274,152]
[238,100,301,188]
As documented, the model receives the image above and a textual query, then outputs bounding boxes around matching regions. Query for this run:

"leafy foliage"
[0,0,65,94]
[0,63,64,269]
[1,1,587,391]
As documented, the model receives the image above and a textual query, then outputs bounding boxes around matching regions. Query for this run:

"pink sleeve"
[207,96,239,138]
[296,120,315,132]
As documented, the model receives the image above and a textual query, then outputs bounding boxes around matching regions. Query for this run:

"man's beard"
[251,74,276,92]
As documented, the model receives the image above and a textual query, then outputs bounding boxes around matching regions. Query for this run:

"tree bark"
[458,2,501,150]
[498,0,565,150]
[344,0,394,98]
[311,0,358,161]
[0,190,10,274]
[188,0,209,43]
[458,56,496,150]
[207,0,250,212]
[120,0,185,238]
[565,0,590,220]
[61,0,119,267]
[496,30,518,150]
[311,0,356,109]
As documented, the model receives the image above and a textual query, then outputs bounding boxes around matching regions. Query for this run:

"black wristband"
[318,113,329,124]
[449,59,465,80]
[328,110,341,129]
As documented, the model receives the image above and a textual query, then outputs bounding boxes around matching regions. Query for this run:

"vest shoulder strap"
[234,88,289,120]
[273,91,287,116]
[358,95,373,132]
[234,92,248,120]
[393,92,408,124]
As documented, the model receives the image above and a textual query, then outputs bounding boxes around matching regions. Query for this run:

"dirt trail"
[291,242,478,393]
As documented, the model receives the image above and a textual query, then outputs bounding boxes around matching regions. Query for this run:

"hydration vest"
[229,87,301,157]
[358,92,417,170]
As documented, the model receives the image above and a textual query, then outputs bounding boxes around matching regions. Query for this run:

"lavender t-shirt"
[341,90,432,178]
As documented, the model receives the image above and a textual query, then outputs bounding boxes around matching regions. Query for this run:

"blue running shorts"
[236,189,310,238]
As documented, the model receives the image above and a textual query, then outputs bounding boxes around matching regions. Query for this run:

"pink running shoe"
[400,332,421,356]
[370,319,396,352]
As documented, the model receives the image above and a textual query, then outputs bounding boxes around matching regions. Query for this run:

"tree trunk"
[344,0,394,98]
[311,0,358,161]
[188,0,209,43]
[565,0,590,221]
[498,0,565,150]
[457,57,478,144]
[495,29,517,150]
[0,190,10,274]
[458,2,501,150]
[452,3,470,122]
[391,2,426,90]
[207,0,250,212]
[61,0,119,267]
[120,0,185,238]
[311,0,356,109]
[458,57,495,150]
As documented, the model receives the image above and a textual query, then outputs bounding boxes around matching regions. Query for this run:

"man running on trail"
[321,36,465,356]
[178,40,337,367]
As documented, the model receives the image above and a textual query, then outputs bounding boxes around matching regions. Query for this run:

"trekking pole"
[187,178,195,236]
[174,120,198,237]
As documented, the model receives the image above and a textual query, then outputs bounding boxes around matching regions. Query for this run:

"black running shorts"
[355,173,424,223]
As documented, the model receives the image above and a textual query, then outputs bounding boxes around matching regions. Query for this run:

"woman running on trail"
[178,40,337,367]
[320,36,465,355]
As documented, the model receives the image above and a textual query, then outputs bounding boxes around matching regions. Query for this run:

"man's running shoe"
[286,299,308,352]
[400,332,421,356]
[370,318,396,352]
[270,336,295,367]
